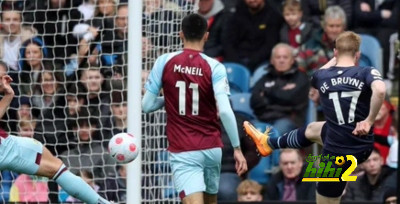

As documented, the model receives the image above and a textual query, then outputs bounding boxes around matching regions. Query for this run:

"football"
[108,133,139,164]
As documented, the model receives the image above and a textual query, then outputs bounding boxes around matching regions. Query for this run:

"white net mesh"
[0,0,196,203]
[141,0,197,203]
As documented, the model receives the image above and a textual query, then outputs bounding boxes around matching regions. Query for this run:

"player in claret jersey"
[244,31,386,204]
[142,13,247,204]
[0,61,112,204]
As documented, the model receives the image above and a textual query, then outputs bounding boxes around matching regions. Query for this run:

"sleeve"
[212,62,240,148]
[145,54,169,95]
[310,70,319,89]
[364,67,383,87]
[211,63,230,96]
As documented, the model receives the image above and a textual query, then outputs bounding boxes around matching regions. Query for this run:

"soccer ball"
[108,133,139,164]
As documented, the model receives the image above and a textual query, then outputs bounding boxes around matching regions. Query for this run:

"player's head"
[322,6,346,42]
[236,179,263,202]
[279,149,303,180]
[271,43,295,73]
[334,31,361,60]
[180,13,208,43]
[283,0,303,29]
[362,148,383,176]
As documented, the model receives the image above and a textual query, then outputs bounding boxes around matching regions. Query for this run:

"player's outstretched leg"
[36,146,111,204]
[243,121,325,156]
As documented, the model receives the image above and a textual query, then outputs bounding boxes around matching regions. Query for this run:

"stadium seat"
[223,62,251,93]
[359,34,383,73]
[250,63,269,88]
[248,121,280,185]
[230,93,256,120]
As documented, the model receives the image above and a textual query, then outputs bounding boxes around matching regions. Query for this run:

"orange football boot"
[243,121,273,157]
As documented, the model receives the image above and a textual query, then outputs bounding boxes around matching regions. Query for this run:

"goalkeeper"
[0,61,112,204]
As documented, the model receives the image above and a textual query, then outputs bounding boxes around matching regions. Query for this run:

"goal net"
[0,0,197,203]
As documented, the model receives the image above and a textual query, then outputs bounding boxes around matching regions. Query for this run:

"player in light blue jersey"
[0,61,112,204]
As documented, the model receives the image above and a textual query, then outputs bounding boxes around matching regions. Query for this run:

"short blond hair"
[18,119,36,130]
[335,31,361,57]
[236,179,262,195]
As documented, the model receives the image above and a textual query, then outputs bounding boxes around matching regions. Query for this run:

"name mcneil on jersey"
[174,64,203,76]
[319,77,365,93]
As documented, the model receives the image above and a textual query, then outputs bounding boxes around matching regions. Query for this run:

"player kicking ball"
[243,31,386,204]
[0,61,112,204]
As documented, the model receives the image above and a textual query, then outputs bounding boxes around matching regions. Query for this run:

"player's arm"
[353,80,386,136]
[0,75,14,119]
[212,63,247,176]
[141,54,168,113]
[142,91,164,113]
[365,80,386,124]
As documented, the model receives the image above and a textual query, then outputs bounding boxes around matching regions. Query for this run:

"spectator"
[9,174,49,202]
[17,97,33,121]
[373,96,395,163]
[297,5,346,74]
[0,9,37,78]
[264,149,315,201]
[218,113,260,201]
[95,4,128,66]
[353,0,399,80]
[280,0,314,55]
[17,119,36,138]
[73,0,117,67]
[78,67,111,129]
[102,89,127,139]
[17,37,50,96]
[115,165,126,202]
[302,0,353,29]
[251,43,309,135]
[31,70,63,109]
[143,0,182,52]
[59,112,116,179]
[197,0,227,61]
[223,0,284,72]
[24,0,82,66]
[9,118,46,203]
[343,148,397,201]
[236,179,263,202]
[386,108,398,169]
[382,187,397,204]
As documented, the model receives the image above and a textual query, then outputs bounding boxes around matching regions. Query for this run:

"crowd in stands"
[0,0,398,203]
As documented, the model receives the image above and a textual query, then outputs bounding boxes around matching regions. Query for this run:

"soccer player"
[244,31,386,204]
[142,14,248,204]
[0,61,112,204]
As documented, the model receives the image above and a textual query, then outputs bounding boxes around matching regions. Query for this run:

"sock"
[53,164,110,204]
[268,127,313,149]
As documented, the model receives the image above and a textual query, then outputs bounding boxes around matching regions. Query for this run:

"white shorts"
[169,147,222,199]
[0,135,43,175]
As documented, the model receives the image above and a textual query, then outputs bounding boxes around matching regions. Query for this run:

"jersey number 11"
[176,81,199,116]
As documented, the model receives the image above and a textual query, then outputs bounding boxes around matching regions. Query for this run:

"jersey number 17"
[329,91,361,125]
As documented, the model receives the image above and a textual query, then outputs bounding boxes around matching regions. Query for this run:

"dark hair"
[372,147,381,156]
[111,90,127,104]
[181,13,207,41]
